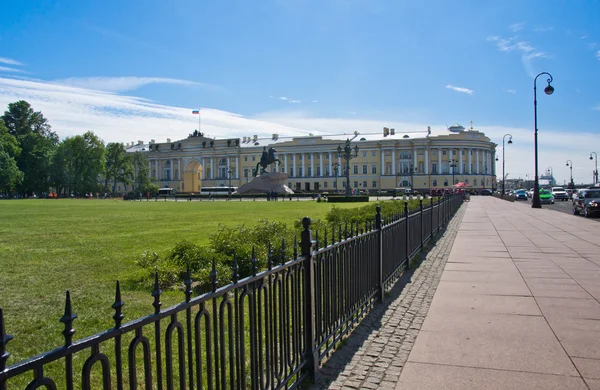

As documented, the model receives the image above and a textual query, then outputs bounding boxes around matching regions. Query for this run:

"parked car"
[573,189,600,218]
[551,187,569,201]
[537,189,554,204]
[527,188,534,198]
[514,189,528,200]
[480,189,493,196]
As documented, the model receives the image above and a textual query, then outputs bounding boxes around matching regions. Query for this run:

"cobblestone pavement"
[311,203,467,390]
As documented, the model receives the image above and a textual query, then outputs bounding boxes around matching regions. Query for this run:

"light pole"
[227,167,234,200]
[591,152,598,185]
[500,134,513,198]
[337,139,359,196]
[449,159,457,188]
[532,72,554,209]
[333,162,340,192]
[566,160,573,187]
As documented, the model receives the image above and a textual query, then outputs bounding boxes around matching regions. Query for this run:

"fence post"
[404,201,410,270]
[0,308,13,390]
[376,206,384,302]
[301,217,319,381]
[419,199,424,251]
[430,197,434,237]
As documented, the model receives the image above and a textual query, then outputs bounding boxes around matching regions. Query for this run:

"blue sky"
[0,0,599,184]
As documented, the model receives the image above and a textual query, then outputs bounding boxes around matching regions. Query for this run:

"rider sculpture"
[255,147,281,177]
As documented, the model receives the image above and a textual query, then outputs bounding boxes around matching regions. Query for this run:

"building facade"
[128,126,497,193]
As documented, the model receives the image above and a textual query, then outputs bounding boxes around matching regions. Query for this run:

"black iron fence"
[0,195,463,390]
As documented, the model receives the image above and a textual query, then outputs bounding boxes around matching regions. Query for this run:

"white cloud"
[312,100,318,103]
[0,66,26,74]
[533,25,553,32]
[53,76,225,93]
[446,85,473,95]
[509,22,525,32]
[0,56,23,66]
[0,75,596,185]
[504,89,516,94]
[278,96,302,103]
[581,35,588,39]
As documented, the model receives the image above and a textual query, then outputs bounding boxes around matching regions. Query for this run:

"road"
[512,197,600,221]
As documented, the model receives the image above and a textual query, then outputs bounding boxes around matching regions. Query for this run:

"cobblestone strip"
[311,203,467,390]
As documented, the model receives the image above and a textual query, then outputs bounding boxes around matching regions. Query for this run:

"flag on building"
[192,110,200,114]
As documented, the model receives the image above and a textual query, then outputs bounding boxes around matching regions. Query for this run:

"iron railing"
[0,195,463,390]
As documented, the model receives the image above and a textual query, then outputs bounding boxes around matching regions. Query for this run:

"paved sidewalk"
[397,197,600,390]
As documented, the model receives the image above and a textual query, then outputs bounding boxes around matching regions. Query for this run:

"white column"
[293,154,296,177]
[155,160,159,180]
[319,152,323,177]
[148,160,152,178]
[391,149,396,175]
[424,147,429,174]
[178,159,181,180]
[476,150,480,174]
[283,153,288,173]
[413,148,417,166]
[437,149,442,174]
[381,150,385,174]
[338,155,341,176]
[310,153,314,177]
[459,148,463,174]
[328,152,332,176]
[468,149,472,174]
[301,154,305,177]
[211,158,214,179]
[201,157,205,179]
[235,156,239,178]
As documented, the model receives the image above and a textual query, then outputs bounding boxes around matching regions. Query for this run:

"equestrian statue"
[255,147,281,177]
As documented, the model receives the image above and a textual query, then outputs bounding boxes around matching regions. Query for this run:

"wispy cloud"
[509,22,525,32]
[0,56,23,66]
[312,100,318,103]
[581,35,588,39]
[504,89,516,94]
[487,36,547,58]
[446,85,473,95]
[53,76,225,93]
[533,25,553,32]
[278,96,301,103]
[597,50,600,60]
[0,66,26,74]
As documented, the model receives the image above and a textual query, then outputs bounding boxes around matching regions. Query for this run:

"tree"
[0,119,23,192]
[104,142,132,194]
[130,151,150,192]
[61,131,105,196]
[1,101,58,195]
[49,142,69,196]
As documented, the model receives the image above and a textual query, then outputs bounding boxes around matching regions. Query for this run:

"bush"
[327,196,369,203]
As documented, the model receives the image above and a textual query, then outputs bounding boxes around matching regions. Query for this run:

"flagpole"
[199,108,201,133]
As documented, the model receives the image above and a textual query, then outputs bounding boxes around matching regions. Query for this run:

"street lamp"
[337,139,359,196]
[333,162,340,192]
[449,159,457,188]
[566,160,573,187]
[500,134,513,198]
[532,71,554,209]
[227,167,234,200]
[591,152,598,185]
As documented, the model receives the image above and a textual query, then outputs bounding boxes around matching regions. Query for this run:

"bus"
[199,186,238,195]
[158,187,173,196]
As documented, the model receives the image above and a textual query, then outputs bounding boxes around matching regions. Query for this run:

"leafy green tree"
[49,142,69,196]
[130,151,150,192]
[104,142,132,193]
[61,131,106,195]
[1,101,58,195]
[0,119,20,158]
[0,151,23,193]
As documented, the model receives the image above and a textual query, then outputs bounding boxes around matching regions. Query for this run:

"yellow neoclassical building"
[128,125,497,193]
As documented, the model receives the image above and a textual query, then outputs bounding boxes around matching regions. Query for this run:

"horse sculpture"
[255,147,281,177]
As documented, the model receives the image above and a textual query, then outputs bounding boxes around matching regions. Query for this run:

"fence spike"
[324,228,328,247]
[112,281,125,329]
[281,238,286,265]
[356,221,359,236]
[267,242,273,270]
[331,225,335,244]
[251,247,258,276]
[404,201,409,216]
[315,230,320,250]
[338,225,342,242]
[184,264,193,302]
[293,237,298,259]
[0,307,13,372]
[60,291,77,347]
[233,253,240,283]
[151,272,162,315]
[210,258,218,292]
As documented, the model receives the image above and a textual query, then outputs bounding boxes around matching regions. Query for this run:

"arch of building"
[183,160,203,193]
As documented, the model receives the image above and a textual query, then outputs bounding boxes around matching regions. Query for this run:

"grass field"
[0,199,360,366]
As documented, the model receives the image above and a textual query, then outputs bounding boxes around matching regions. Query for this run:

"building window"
[418,149,424,155]
[290,168,294,177]
[462,163,466,172]
[252,168,257,176]
[462,150,465,155]
[372,165,377,174]
[399,150,411,159]
[362,151,367,157]
[432,163,437,174]
[372,180,377,188]
[307,154,311,160]
[362,165,367,174]
[443,150,447,155]
[244,168,249,177]
[334,181,337,188]
[244,156,248,162]
[342,182,346,188]
[325,153,329,159]
[163,161,171,180]
[400,162,411,173]
[465,179,469,184]
[220,167,227,178]
[432,149,437,156]
[442,163,448,173]
[432,180,437,186]
[354,181,359,188]
[316,167,321,176]
[252,156,256,161]
[474,179,478,186]
[385,150,391,156]
[444,180,448,186]
[308,167,312,177]
[372,151,376,157]
[353,165,358,174]
[363,181,367,188]
[324,182,328,188]
[298,168,303,177]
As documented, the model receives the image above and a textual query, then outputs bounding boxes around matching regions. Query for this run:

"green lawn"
[0,199,359,365]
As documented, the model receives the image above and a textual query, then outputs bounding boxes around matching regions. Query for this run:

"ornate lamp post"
[500,134,513,198]
[566,160,573,187]
[333,162,340,192]
[227,167,234,200]
[591,152,598,185]
[337,139,359,196]
[449,159,457,187]
[532,72,554,209]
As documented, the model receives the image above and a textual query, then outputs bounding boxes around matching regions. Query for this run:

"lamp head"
[591,156,594,160]
[508,139,513,144]
[544,84,554,95]
[496,157,499,161]
[566,162,569,166]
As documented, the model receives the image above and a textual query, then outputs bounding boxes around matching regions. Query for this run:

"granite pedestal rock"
[236,172,294,194]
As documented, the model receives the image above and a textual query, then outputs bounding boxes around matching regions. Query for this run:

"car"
[480,189,493,196]
[573,189,600,218]
[527,188,534,198]
[551,187,569,201]
[537,189,554,204]
[514,189,528,200]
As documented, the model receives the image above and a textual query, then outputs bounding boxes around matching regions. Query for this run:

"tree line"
[0,100,156,197]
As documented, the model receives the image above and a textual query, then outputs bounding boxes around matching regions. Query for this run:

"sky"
[0,0,599,185]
